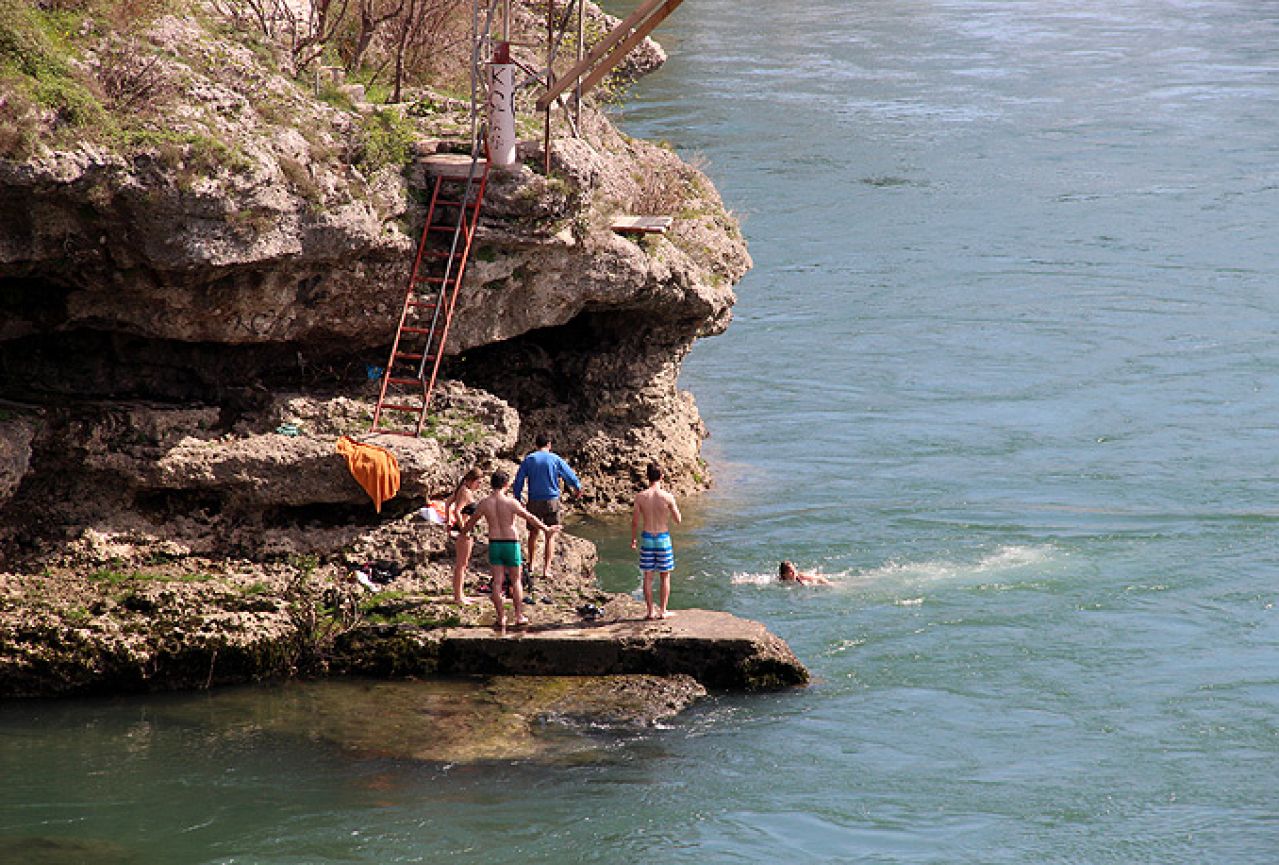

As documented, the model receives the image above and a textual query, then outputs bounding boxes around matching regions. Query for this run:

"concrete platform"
[435,608,808,691]
[419,153,487,179]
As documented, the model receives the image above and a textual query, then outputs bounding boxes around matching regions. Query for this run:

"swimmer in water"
[779,561,832,586]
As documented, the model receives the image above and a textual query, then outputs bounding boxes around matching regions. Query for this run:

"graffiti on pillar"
[487,64,517,167]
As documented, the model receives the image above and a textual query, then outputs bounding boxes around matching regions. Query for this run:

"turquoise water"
[6,0,1279,861]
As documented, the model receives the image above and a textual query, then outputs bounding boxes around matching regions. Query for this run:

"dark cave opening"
[0,277,72,331]
[261,498,424,529]
[0,274,400,407]
[133,489,227,520]
[0,328,384,411]
[450,308,676,420]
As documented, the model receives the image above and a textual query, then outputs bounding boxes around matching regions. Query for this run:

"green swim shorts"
[488,539,523,568]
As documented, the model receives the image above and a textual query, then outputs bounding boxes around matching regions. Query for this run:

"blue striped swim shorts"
[639,531,675,573]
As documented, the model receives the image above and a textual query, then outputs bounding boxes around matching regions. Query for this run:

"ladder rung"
[372,163,481,439]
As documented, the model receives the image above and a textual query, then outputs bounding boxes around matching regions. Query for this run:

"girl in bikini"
[445,467,484,605]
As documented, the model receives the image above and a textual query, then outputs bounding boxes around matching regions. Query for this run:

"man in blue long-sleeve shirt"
[512,432,582,596]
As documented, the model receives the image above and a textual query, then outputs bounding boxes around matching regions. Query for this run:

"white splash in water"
[730,546,1055,591]
[855,545,1055,588]
[730,571,780,586]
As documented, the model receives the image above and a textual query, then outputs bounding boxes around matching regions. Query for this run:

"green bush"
[358,107,416,173]
[0,0,56,79]
[0,0,112,139]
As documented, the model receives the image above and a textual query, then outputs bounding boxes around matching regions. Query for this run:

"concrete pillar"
[487,42,517,168]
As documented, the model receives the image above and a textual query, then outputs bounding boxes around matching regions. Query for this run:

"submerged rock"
[0,836,137,865]
[149,675,707,764]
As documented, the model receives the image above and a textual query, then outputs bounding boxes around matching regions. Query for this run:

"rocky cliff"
[0,1,748,574]
[0,1,783,700]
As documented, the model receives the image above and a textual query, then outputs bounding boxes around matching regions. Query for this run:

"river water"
[5,0,1279,861]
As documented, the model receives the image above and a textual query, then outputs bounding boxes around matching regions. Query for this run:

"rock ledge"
[438,609,808,691]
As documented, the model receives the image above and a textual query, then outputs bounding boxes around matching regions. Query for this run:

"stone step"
[436,608,808,691]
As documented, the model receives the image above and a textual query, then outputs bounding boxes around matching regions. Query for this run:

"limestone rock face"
[0,386,519,572]
[0,2,801,711]
[1,111,745,505]
[0,3,748,610]
[1,63,745,516]
[0,416,36,508]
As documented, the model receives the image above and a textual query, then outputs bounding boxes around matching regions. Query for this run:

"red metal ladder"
[372,153,490,436]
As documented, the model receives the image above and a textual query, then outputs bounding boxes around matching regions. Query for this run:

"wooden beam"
[570,0,681,108]
[557,0,665,85]
[535,0,682,111]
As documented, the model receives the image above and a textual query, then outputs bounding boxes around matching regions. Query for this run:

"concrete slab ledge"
[436,609,809,691]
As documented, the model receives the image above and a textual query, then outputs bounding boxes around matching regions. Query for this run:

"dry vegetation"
[0,0,488,161]
[209,0,471,98]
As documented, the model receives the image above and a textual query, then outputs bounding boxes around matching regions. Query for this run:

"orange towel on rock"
[336,435,401,512]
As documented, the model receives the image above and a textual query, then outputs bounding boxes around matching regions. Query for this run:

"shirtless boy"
[462,469,561,632]
[630,462,682,620]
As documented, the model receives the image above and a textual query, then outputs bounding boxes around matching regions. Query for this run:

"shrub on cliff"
[0,0,176,157]
[356,106,416,172]
[0,0,106,156]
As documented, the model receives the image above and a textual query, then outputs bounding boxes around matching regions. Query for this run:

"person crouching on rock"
[445,467,484,606]
[461,468,561,633]
[779,561,832,586]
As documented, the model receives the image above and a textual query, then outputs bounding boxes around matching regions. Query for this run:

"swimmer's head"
[779,561,796,580]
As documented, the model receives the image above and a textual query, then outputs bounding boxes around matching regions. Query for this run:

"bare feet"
[658,610,674,619]
[454,596,476,606]
[494,618,507,633]
[514,615,530,627]
[644,611,656,621]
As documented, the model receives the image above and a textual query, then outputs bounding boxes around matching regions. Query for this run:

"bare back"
[634,485,681,535]
[445,483,475,526]
[472,491,537,540]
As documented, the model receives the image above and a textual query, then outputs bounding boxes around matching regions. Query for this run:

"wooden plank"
[611,215,673,235]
